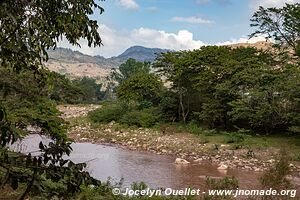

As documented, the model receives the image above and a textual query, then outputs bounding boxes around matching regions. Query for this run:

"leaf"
[11,177,18,190]
[39,141,44,150]
[0,108,5,122]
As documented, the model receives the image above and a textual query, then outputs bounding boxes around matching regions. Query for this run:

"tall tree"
[250,3,300,55]
[0,0,104,199]
[111,58,151,84]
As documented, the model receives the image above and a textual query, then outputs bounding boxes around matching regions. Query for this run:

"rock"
[175,158,190,165]
[217,164,228,170]
[253,167,261,172]
[194,158,203,163]
[161,149,168,153]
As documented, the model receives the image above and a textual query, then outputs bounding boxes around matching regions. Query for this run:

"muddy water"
[12,134,263,189]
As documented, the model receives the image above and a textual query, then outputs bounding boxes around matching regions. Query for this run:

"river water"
[10,134,268,190]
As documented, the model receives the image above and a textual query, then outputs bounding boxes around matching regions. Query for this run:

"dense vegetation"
[49,73,105,104]
[90,3,300,136]
[91,45,299,136]
[0,0,105,199]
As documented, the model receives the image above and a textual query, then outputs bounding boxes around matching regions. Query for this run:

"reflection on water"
[11,134,263,189]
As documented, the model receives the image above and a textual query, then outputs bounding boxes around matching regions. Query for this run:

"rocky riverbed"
[58,104,300,174]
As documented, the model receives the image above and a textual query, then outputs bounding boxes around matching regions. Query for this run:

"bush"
[120,108,161,128]
[225,133,246,144]
[204,177,238,200]
[89,101,162,128]
[260,150,292,190]
[88,102,129,123]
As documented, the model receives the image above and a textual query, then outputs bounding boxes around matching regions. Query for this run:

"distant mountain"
[46,42,271,79]
[47,48,121,68]
[46,46,169,79]
[115,46,169,62]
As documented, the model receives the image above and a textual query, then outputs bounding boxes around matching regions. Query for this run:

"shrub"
[88,102,129,123]
[225,133,246,144]
[204,177,238,200]
[260,150,292,190]
[120,108,161,128]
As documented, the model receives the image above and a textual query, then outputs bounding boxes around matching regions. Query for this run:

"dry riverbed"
[58,104,300,174]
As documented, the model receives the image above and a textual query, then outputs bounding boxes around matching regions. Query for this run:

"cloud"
[171,16,214,25]
[250,0,300,9]
[58,25,206,58]
[215,35,269,46]
[117,0,139,10]
[131,28,206,50]
[57,25,269,58]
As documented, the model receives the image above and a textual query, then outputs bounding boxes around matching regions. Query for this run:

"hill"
[45,42,273,79]
[115,46,169,62]
[46,46,168,79]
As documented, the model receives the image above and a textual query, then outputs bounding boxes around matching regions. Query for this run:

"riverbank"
[59,105,300,174]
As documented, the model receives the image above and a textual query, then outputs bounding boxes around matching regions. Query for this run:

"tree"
[154,51,199,123]
[72,77,105,103]
[116,72,163,105]
[250,3,300,55]
[111,58,151,84]
[0,0,104,199]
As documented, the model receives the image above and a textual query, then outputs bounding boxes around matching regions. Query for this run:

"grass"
[151,122,300,159]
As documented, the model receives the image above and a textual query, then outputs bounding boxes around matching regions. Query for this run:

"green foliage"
[88,102,130,123]
[225,133,246,144]
[89,102,161,128]
[206,177,239,190]
[111,58,151,84]
[260,151,292,190]
[48,72,86,104]
[250,3,300,54]
[229,64,300,133]
[48,73,105,104]
[0,0,103,74]
[0,0,105,198]
[204,177,238,200]
[72,77,105,103]
[117,72,164,105]
[153,43,300,134]
[120,108,161,128]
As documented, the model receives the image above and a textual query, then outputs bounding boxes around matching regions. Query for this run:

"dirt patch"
[57,104,100,119]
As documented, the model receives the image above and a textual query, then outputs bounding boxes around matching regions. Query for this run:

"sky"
[59,0,300,58]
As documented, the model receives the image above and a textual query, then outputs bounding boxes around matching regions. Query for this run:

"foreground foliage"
[0,0,105,199]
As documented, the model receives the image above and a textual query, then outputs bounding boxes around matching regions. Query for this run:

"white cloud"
[58,25,206,58]
[250,0,300,9]
[117,0,139,10]
[215,35,269,46]
[171,16,214,25]
[131,28,206,50]
[58,25,271,58]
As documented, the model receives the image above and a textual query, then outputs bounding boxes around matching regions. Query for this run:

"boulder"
[175,158,190,165]
[217,164,228,170]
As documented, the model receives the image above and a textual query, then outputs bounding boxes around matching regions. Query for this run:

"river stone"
[194,158,203,163]
[175,158,190,165]
[217,164,228,170]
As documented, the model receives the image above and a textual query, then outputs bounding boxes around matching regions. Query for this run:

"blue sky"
[59,0,299,57]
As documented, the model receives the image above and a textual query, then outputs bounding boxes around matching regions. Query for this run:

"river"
[10,134,269,190]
